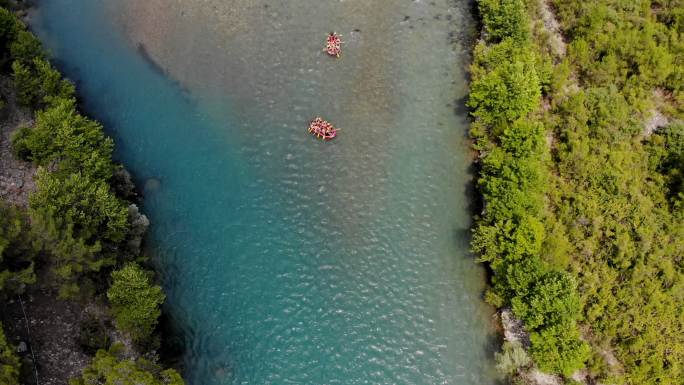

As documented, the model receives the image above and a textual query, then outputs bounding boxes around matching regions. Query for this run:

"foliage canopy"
[107,263,165,344]
[69,345,183,385]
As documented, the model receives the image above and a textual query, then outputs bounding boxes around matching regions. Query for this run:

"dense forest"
[471,0,683,384]
[0,4,184,384]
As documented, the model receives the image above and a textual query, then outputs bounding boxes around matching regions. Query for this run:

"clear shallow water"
[31,1,497,384]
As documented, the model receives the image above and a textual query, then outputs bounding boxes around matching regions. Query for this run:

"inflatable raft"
[325,32,343,58]
[308,117,338,140]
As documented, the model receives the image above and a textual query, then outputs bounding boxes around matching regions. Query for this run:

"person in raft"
[326,32,342,57]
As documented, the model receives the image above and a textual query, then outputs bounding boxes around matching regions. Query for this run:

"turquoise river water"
[31,0,497,384]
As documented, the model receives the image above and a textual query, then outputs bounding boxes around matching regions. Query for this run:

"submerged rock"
[143,177,161,193]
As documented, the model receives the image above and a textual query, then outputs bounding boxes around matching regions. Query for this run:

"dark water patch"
[135,43,194,101]
[136,43,167,76]
[143,177,161,194]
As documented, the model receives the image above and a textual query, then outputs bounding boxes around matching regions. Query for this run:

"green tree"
[30,169,128,244]
[478,0,530,44]
[12,58,74,107]
[490,255,546,302]
[11,59,36,105]
[0,323,20,385]
[468,40,541,127]
[10,29,43,64]
[69,344,183,385]
[512,271,581,330]
[529,325,590,377]
[0,7,20,62]
[649,123,684,207]
[0,204,36,294]
[29,169,128,297]
[107,263,165,344]
[12,97,114,180]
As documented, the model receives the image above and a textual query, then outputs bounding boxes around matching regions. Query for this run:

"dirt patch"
[643,88,672,137]
[643,109,669,137]
[538,0,566,59]
[523,369,563,385]
[0,75,35,207]
[2,286,92,385]
[1,265,146,385]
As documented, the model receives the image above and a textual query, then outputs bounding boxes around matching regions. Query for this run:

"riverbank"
[0,3,184,384]
[471,0,683,383]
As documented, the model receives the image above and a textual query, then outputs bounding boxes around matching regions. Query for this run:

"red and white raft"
[308,117,338,140]
[325,32,343,58]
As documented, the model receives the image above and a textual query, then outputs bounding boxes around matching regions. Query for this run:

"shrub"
[69,344,183,385]
[473,215,545,270]
[0,204,36,295]
[10,29,43,64]
[0,7,19,60]
[511,271,581,330]
[79,316,110,354]
[490,255,546,301]
[0,323,20,385]
[478,0,530,44]
[495,341,530,376]
[529,324,590,377]
[9,126,32,160]
[469,40,541,127]
[649,122,684,207]
[11,59,36,105]
[500,120,544,158]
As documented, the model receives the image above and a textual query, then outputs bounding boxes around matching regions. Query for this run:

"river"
[30,1,497,384]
